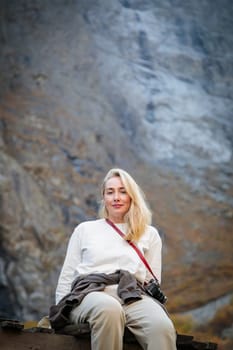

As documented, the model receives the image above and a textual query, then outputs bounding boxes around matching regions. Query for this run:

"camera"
[145,279,167,304]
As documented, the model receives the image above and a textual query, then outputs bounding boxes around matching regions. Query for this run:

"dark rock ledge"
[0,318,218,350]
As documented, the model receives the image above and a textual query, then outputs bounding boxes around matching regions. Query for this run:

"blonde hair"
[99,168,152,241]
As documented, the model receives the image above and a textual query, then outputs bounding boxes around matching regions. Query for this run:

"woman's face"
[103,176,131,223]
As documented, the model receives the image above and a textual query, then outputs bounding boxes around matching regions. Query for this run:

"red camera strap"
[106,218,159,283]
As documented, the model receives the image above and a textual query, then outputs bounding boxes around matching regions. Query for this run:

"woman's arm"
[144,226,162,284]
[55,225,82,304]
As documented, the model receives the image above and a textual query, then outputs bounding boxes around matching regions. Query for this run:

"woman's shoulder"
[146,224,159,233]
[71,219,105,238]
[74,218,105,230]
[138,225,162,250]
[144,224,161,240]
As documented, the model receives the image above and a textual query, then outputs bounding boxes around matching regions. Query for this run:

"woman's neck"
[107,215,125,224]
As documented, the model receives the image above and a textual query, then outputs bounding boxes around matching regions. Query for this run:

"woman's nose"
[113,192,120,201]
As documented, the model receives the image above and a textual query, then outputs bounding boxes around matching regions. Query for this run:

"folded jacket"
[49,269,143,330]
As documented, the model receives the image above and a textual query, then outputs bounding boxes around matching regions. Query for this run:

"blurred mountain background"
[0,0,232,348]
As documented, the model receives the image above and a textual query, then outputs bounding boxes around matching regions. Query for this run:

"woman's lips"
[112,204,123,208]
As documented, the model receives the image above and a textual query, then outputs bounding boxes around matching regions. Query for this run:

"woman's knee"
[92,295,125,323]
[70,292,125,325]
[151,315,175,337]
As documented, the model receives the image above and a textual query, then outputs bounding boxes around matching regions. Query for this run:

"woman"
[52,168,177,350]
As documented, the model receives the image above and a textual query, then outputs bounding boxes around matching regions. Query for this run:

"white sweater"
[55,218,162,304]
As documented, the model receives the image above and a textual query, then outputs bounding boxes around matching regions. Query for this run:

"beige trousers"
[70,289,177,350]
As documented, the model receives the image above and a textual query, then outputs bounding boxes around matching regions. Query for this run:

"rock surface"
[0,0,232,323]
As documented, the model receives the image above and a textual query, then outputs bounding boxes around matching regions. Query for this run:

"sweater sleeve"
[144,226,162,284]
[55,225,82,304]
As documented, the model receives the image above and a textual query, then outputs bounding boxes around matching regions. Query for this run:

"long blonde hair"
[99,168,152,241]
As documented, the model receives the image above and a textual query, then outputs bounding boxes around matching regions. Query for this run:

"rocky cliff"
[0,0,232,327]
